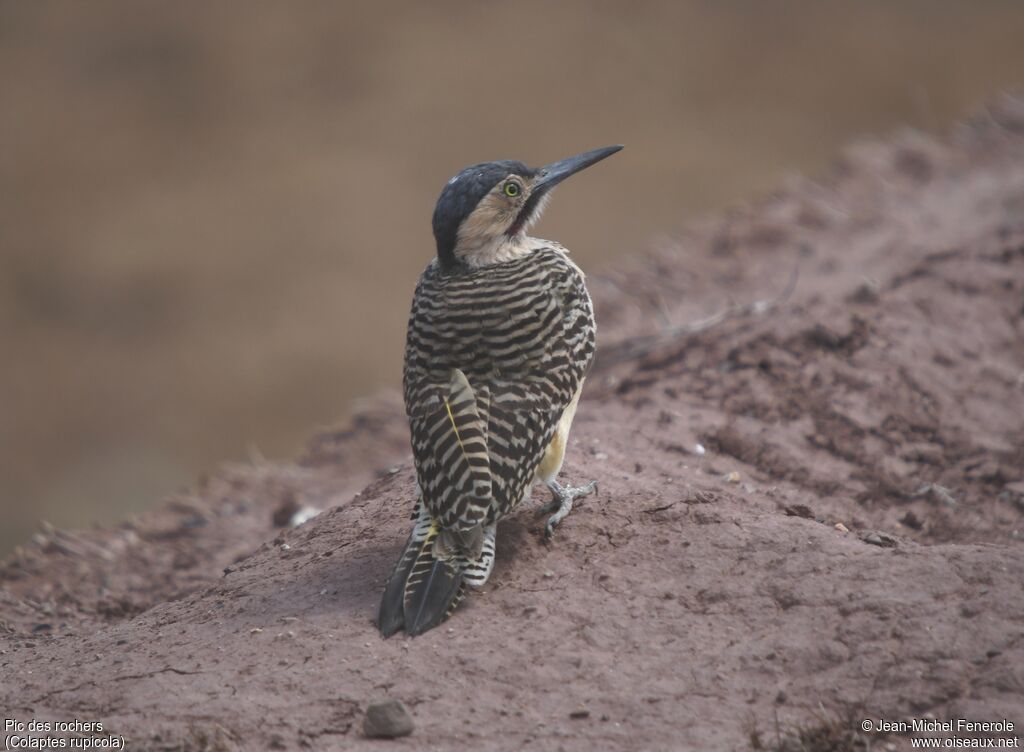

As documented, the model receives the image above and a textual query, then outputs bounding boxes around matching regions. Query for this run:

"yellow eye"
[503,181,520,197]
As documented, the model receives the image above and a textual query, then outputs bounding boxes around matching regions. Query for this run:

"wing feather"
[404,246,595,528]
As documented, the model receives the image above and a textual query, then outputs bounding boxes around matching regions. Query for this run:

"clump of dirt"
[2,98,1023,750]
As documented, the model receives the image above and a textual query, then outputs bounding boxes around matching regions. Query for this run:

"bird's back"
[403,242,596,526]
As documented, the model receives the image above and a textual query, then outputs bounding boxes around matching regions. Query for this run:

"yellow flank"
[538,429,566,481]
[536,382,584,482]
[444,398,466,453]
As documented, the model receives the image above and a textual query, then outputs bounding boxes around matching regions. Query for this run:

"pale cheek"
[459,205,514,243]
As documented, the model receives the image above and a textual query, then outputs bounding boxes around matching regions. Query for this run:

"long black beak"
[532,145,623,197]
[507,145,622,236]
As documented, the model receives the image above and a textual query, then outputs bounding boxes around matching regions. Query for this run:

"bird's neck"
[455,233,541,268]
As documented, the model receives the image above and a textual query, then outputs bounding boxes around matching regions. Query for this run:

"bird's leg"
[539,479,598,538]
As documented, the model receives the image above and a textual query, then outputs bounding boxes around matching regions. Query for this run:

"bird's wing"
[406,369,492,530]
[403,249,596,531]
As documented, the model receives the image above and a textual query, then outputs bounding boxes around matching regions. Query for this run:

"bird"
[378,145,623,638]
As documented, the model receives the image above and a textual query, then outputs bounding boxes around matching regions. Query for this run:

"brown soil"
[3,99,1024,750]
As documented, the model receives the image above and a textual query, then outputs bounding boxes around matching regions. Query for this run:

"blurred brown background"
[2,0,1023,556]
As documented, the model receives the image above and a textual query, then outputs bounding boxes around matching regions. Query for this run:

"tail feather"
[403,540,465,636]
[378,515,467,638]
[378,525,424,638]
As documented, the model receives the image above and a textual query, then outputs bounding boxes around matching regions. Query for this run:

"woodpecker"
[378,145,622,637]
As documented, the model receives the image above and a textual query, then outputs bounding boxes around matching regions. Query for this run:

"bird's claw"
[541,479,598,538]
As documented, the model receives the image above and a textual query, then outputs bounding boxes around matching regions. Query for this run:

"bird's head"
[431,145,622,270]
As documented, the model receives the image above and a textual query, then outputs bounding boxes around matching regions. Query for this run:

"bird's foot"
[539,479,598,538]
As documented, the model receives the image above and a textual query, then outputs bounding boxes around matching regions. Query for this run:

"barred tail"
[378,517,466,638]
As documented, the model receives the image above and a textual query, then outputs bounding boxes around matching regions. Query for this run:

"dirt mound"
[3,99,1024,750]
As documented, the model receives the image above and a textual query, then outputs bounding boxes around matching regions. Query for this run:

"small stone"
[834,522,849,533]
[775,690,786,704]
[694,443,706,456]
[861,531,897,547]
[363,699,414,739]
[271,493,300,528]
[912,483,957,507]
[724,471,741,484]
[848,279,880,304]
[543,570,555,579]
[289,506,320,527]
[899,511,923,530]
[569,708,590,719]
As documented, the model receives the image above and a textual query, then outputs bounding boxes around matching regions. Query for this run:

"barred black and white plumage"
[406,244,595,524]
[378,145,621,637]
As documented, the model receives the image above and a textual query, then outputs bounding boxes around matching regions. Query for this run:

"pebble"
[834,522,849,533]
[862,531,898,547]
[289,506,320,527]
[724,471,741,484]
[364,699,414,739]
[570,708,590,719]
